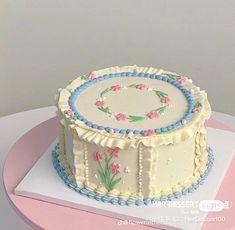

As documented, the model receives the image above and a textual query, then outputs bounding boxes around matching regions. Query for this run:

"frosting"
[60,123,210,200]
[52,143,215,205]
[56,66,211,149]
[55,65,212,204]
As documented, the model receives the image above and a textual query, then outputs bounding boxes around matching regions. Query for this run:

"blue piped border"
[68,72,195,136]
[52,144,215,206]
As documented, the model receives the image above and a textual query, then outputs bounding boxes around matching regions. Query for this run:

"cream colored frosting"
[56,66,211,149]
[59,125,209,199]
[75,77,187,130]
[55,65,212,200]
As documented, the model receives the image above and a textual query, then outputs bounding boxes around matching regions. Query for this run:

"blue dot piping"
[68,72,195,136]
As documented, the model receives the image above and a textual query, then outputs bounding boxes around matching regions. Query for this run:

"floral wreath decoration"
[94,83,171,123]
[63,71,203,136]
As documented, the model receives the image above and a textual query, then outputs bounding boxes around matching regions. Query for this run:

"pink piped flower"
[64,109,74,116]
[136,84,147,90]
[160,96,171,105]
[147,111,159,119]
[95,100,105,107]
[115,113,127,121]
[143,130,155,136]
[88,71,96,80]
[177,76,187,84]
[111,85,122,91]
[94,151,103,162]
[108,147,120,157]
[192,108,201,114]
[110,162,121,174]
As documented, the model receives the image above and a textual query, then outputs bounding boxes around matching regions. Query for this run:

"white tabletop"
[0,106,234,230]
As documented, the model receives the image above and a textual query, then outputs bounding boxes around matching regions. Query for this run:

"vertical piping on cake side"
[59,122,65,157]
[193,129,208,179]
[73,131,86,187]
[150,147,158,197]
[138,143,143,196]
[83,141,89,185]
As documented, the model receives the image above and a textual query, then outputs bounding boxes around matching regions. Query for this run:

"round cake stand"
[2,117,235,230]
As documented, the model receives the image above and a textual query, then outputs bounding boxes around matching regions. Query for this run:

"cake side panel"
[61,123,209,200]
[141,128,209,198]
[84,143,139,199]
[152,135,196,195]
[64,127,75,172]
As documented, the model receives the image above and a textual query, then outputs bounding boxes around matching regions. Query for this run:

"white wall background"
[1,0,235,117]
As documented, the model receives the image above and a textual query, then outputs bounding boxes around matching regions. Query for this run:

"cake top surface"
[56,66,211,147]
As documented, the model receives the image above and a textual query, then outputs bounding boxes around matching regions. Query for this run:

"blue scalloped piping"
[52,144,215,206]
[68,72,195,136]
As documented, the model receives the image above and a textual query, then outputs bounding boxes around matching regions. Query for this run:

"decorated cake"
[54,65,214,205]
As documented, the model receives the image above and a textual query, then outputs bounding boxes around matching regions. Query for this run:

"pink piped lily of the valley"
[95,100,105,107]
[192,101,202,114]
[94,151,103,162]
[193,107,201,114]
[108,147,120,157]
[111,85,122,91]
[115,113,127,121]
[88,71,96,80]
[64,109,74,116]
[143,130,155,136]
[160,96,171,105]
[147,111,159,119]
[136,84,147,90]
[177,76,187,84]
[110,162,121,174]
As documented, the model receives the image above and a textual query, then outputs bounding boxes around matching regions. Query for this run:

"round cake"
[54,65,213,205]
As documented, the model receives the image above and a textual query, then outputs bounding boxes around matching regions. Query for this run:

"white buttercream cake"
[54,65,212,205]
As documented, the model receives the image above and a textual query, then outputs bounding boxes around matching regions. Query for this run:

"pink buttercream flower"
[111,85,122,91]
[95,100,105,107]
[160,97,171,105]
[177,76,187,84]
[115,113,127,121]
[108,147,120,157]
[94,151,103,162]
[88,71,96,80]
[110,162,121,174]
[64,109,74,116]
[192,108,201,114]
[143,130,155,136]
[147,111,159,119]
[136,84,147,90]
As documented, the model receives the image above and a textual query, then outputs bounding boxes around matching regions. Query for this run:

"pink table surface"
[2,117,235,230]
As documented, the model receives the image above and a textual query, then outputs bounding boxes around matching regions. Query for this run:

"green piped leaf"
[127,84,137,88]
[128,115,146,122]
[98,106,112,115]
[68,115,77,121]
[104,153,111,183]
[154,90,168,98]
[104,152,112,165]
[100,88,111,97]
[80,75,88,81]
[109,177,121,191]
[98,168,106,184]
[194,101,202,108]
[154,106,167,114]
[162,73,178,80]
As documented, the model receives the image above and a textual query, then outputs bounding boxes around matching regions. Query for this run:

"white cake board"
[15,127,235,230]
